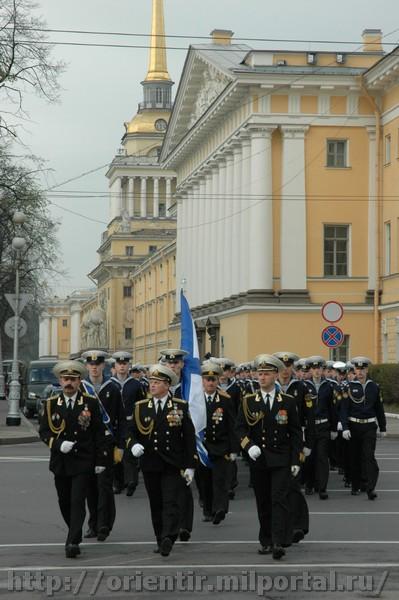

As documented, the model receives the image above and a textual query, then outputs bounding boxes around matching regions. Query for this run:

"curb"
[0,435,40,446]
[0,410,40,446]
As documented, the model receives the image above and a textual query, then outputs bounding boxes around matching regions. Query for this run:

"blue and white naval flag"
[180,289,211,467]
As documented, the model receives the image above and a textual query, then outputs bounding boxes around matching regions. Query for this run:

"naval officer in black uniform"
[127,364,198,557]
[340,356,387,500]
[302,356,337,500]
[39,361,108,558]
[236,354,302,560]
[81,350,126,541]
[197,361,239,525]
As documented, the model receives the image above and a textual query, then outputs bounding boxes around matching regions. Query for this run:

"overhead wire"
[20,26,397,228]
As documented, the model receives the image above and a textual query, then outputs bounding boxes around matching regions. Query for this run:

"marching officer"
[333,361,352,486]
[39,361,108,558]
[159,348,194,543]
[302,356,337,500]
[197,361,239,525]
[340,356,387,500]
[81,350,126,542]
[217,358,243,498]
[236,355,302,560]
[274,351,315,544]
[112,351,145,496]
[127,364,198,557]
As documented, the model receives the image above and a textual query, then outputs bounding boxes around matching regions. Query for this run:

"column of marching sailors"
[39,350,386,560]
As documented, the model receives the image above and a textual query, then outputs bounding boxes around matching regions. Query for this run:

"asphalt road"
[0,438,398,599]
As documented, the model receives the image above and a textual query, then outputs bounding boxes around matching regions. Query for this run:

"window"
[156,88,163,103]
[123,286,132,298]
[159,263,163,283]
[159,203,166,217]
[324,225,349,277]
[125,246,134,256]
[384,222,391,276]
[329,335,350,362]
[326,139,347,168]
[149,245,157,254]
[125,328,132,340]
[62,319,68,327]
[385,134,391,165]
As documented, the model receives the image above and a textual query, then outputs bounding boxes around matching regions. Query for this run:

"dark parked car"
[25,359,58,417]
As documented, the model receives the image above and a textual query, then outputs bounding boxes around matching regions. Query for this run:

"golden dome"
[125,111,169,134]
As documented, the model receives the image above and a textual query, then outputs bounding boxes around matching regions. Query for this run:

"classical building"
[38,289,95,359]
[86,0,177,355]
[39,0,177,360]
[160,28,399,362]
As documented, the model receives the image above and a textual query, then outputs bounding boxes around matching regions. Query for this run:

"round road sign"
[321,325,344,348]
[321,301,344,324]
[4,316,27,339]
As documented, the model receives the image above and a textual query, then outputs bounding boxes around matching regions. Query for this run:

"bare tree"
[0,142,61,364]
[0,0,65,139]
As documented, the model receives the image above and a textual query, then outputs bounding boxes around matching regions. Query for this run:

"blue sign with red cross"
[321,325,344,348]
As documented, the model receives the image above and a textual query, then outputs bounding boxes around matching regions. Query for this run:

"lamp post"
[6,211,27,426]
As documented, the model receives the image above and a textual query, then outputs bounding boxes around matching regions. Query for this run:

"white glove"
[229,453,237,462]
[380,431,387,438]
[95,466,106,475]
[291,465,300,477]
[248,445,261,461]
[342,430,351,441]
[183,468,195,486]
[60,441,76,454]
[303,447,312,457]
[330,431,338,441]
[337,422,343,431]
[131,443,145,457]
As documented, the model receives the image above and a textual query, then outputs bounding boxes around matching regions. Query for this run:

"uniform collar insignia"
[167,399,172,408]
[148,400,153,408]
[78,397,83,405]
[57,397,63,406]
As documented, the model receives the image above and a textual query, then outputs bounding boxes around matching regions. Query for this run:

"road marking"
[1,563,399,572]
[1,540,399,549]
[327,489,399,492]
[310,511,399,515]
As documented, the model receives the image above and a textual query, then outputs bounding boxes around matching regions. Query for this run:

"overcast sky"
[19,0,399,296]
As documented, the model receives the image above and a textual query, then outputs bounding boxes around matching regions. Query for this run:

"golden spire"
[145,0,171,82]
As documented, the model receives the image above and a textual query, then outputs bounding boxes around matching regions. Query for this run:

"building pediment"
[162,45,249,158]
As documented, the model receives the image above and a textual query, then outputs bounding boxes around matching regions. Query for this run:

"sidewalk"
[0,399,40,445]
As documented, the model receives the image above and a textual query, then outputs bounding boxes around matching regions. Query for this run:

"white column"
[224,151,234,298]
[176,193,184,312]
[70,303,81,355]
[185,184,195,303]
[367,127,377,290]
[232,142,243,296]
[127,177,135,217]
[153,177,159,218]
[216,157,227,300]
[248,127,275,290]
[209,164,219,303]
[280,126,308,290]
[197,175,207,307]
[239,134,251,292]
[39,313,50,357]
[50,317,58,357]
[140,177,147,218]
[166,177,172,215]
[109,177,122,221]
[192,180,201,306]
[203,169,213,306]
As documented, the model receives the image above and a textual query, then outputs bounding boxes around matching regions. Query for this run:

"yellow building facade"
[159,29,399,363]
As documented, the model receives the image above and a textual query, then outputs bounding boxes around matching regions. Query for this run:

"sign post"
[321,301,345,349]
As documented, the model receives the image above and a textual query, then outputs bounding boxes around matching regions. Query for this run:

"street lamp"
[6,211,27,426]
